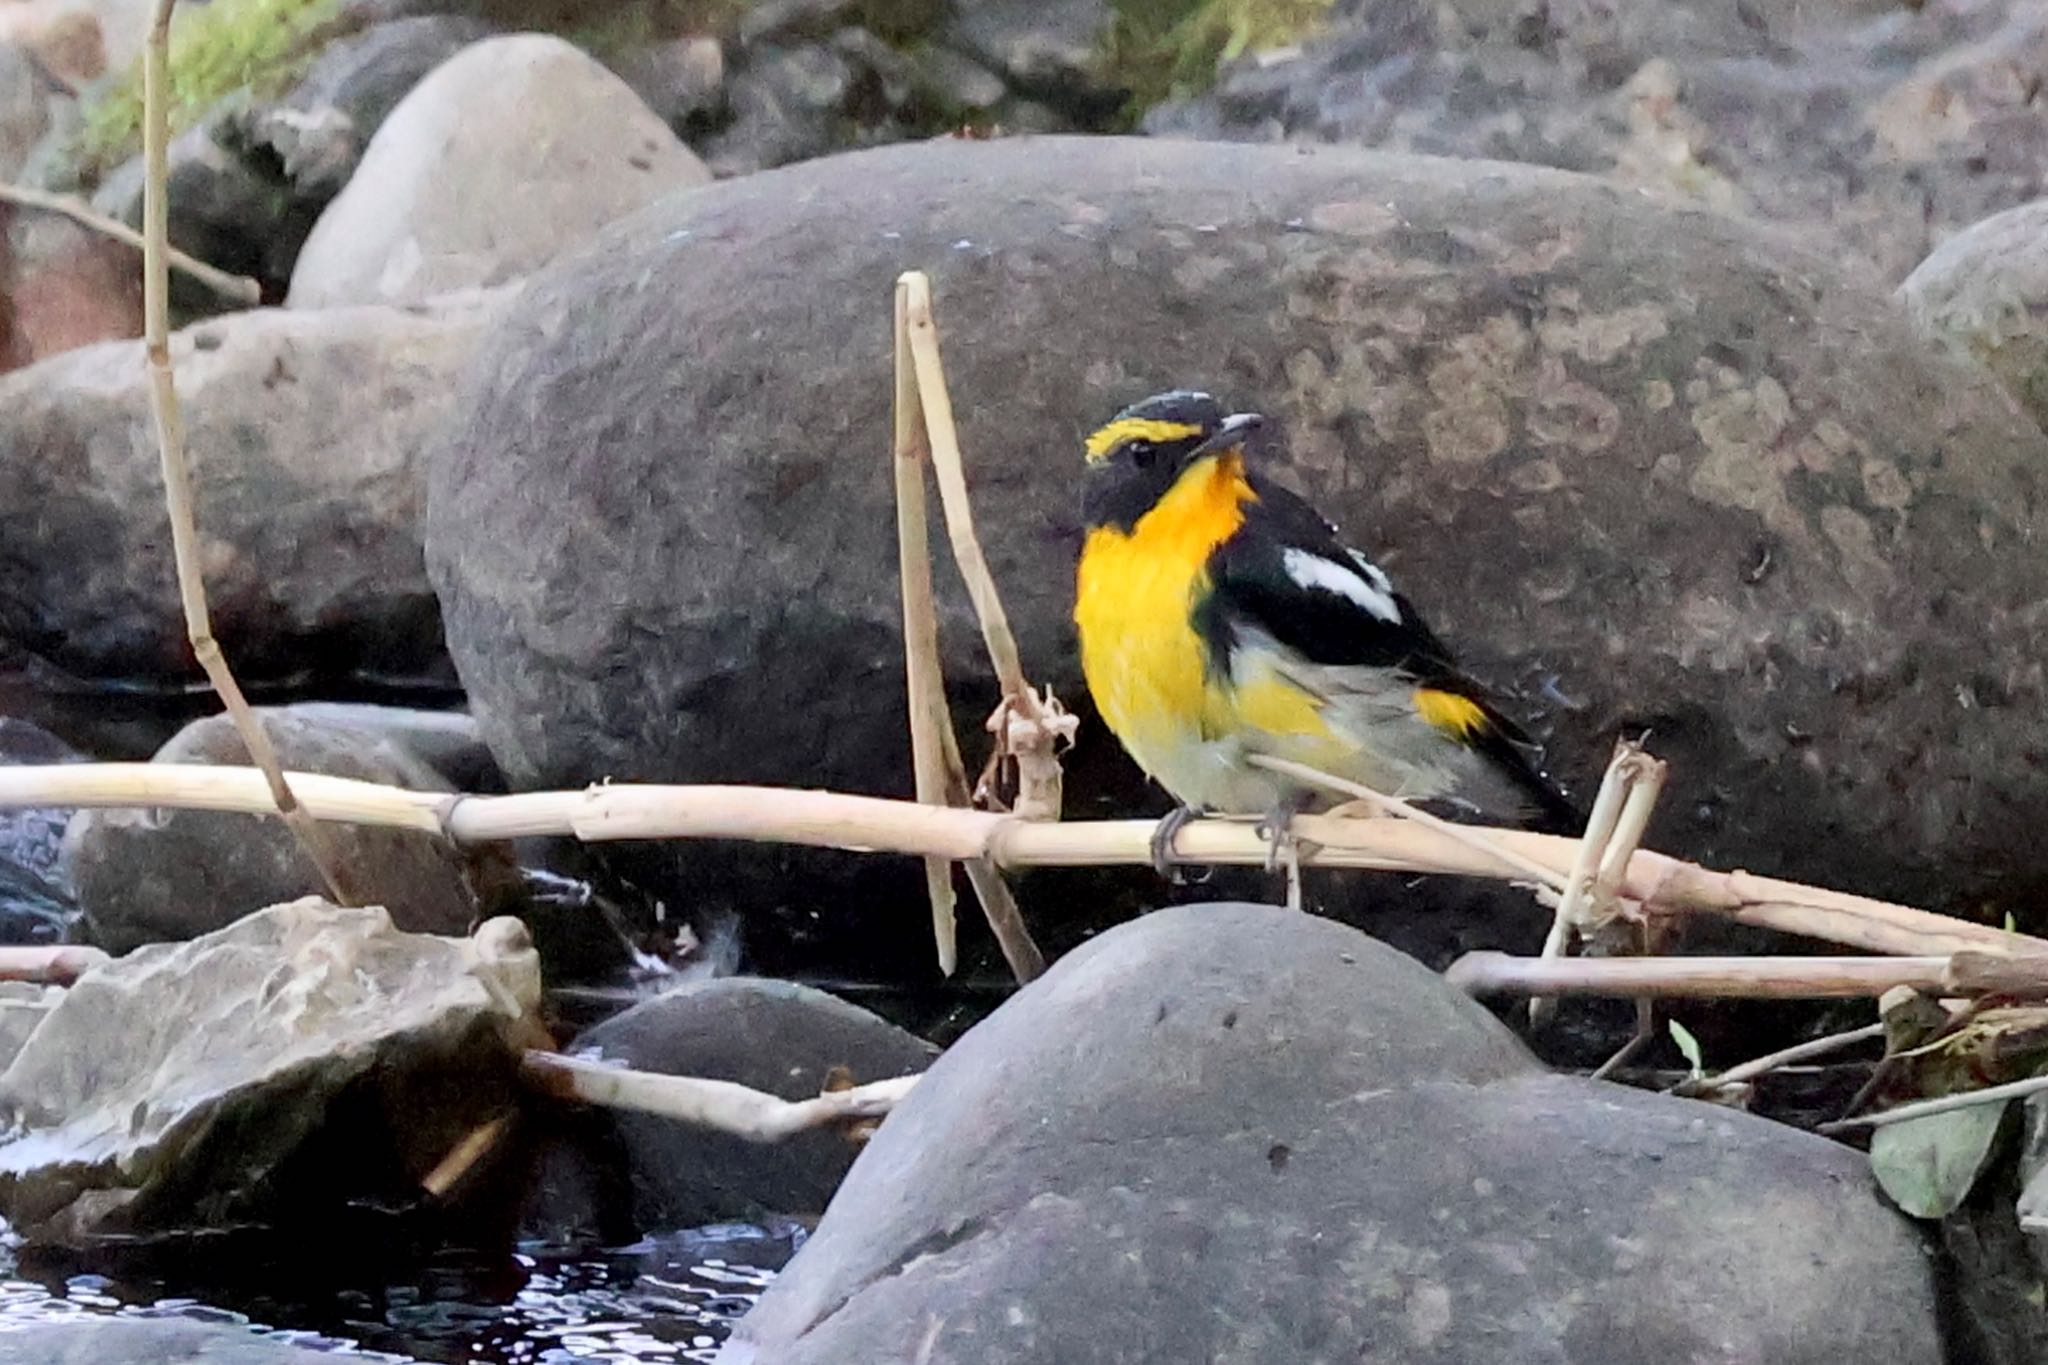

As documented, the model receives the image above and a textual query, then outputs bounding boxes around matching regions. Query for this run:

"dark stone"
[65,706,487,954]
[427,136,2048,984]
[540,977,938,1236]
[720,902,1943,1365]
[240,15,499,199]
[940,0,1119,110]
[1147,0,2048,287]
[0,717,82,944]
[702,43,855,174]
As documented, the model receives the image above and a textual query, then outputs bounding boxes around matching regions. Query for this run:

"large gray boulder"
[64,705,488,954]
[0,290,504,690]
[0,899,540,1245]
[427,135,2048,974]
[287,34,712,308]
[1148,0,2048,287]
[721,902,1943,1365]
[0,1319,356,1365]
[1901,197,2048,437]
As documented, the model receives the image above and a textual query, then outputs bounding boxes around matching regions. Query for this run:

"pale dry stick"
[0,181,260,303]
[141,0,355,907]
[1589,1003,1656,1082]
[1818,1072,2048,1134]
[420,1113,514,1199]
[1448,951,1954,998]
[898,271,1076,822]
[1530,742,1635,1028]
[1247,754,1570,894]
[1667,1021,1884,1099]
[5,763,2042,961]
[1589,751,1668,914]
[890,278,1045,984]
[524,1050,917,1141]
[893,276,959,976]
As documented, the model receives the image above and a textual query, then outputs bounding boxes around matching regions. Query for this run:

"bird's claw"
[1150,805,1207,883]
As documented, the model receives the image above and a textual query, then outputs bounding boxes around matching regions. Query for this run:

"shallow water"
[0,1222,798,1362]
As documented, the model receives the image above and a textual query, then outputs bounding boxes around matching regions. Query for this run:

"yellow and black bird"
[1072,390,1576,876]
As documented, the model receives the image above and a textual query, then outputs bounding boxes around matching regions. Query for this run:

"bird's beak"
[1189,412,1265,459]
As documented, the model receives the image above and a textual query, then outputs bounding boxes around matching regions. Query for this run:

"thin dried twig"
[0,181,260,304]
[890,275,1044,983]
[2,763,2039,964]
[420,1113,513,1199]
[1247,753,1570,893]
[1819,1072,2048,1133]
[897,272,1075,822]
[1448,951,1956,998]
[1668,1021,1884,1098]
[523,1050,917,1142]
[1531,742,1632,1027]
[141,0,356,907]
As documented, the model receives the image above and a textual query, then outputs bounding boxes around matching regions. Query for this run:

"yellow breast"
[1074,454,1270,769]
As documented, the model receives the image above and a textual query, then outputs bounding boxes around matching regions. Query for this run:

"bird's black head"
[1079,390,1265,533]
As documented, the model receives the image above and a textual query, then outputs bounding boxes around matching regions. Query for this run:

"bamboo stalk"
[2,763,2038,962]
[893,275,959,977]
[140,0,356,908]
[1448,951,1954,999]
[0,181,260,304]
[523,1050,917,1141]
[1530,742,1633,1027]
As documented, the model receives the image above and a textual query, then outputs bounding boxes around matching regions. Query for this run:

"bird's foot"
[1256,796,1320,910]
[1150,804,1209,883]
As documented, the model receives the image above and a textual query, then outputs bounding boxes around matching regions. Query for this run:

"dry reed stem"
[890,276,1044,983]
[0,945,109,983]
[141,0,355,907]
[1667,1021,1884,1098]
[1530,742,1634,1027]
[524,1050,917,1141]
[1449,951,1956,998]
[3,763,2039,964]
[893,277,958,976]
[897,271,1074,822]
[1819,1071,2048,1133]
[420,1113,513,1199]
[0,181,260,304]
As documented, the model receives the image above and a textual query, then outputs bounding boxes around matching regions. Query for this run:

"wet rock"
[0,899,540,1245]
[427,136,2048,978]
[0,717,84,943]
[1147,0,2048,287]
[1900,197,2048,436]
[0,288,502,691]
[287,34,710,309]
[0,981,59,1074]
[722,902,1943,1365]
[0,1318,351,1365]
[241,15,497,201]
[540,978,938,1237]
[65,706,486,954]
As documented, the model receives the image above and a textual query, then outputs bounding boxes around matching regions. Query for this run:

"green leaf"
[1869,1101,2011,1219]
[2006,910,2019,934]
[1668,1019,1705,1080]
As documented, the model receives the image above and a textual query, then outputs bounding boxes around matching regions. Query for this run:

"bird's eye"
[1125,440,1158,467]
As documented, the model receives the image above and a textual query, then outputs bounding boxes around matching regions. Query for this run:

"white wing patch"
[1281,546,1401,623]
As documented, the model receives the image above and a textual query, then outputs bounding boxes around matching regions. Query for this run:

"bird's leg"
[1256,792,1320,911]
[1150,803,1209,882]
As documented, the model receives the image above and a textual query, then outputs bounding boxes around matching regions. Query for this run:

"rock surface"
[287,33,711,308]
[64,706,486,954]
[4,213,142,366]
[1901,197,2048,437]
[548,977,938,1235]
[722,902,1944,1365]
[0,716,83,943]
[0,289,503,691]
[0,899,539,1244]
[0,1318,357,1365]
[428,135,2048,976]
[1148,0,2048,288]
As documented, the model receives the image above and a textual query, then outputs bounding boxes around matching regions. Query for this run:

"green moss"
[1104,0,1333,118]
[71,0,342,184]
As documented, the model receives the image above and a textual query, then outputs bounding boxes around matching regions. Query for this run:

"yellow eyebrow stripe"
[1413,688,1490,739]
[1084,418,1204,461]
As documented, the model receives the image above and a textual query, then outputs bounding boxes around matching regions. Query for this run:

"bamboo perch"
[1445,951,2048,999]
[523,1050,917,1142]
[141,0,356,908]
[0,763,2038,963]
